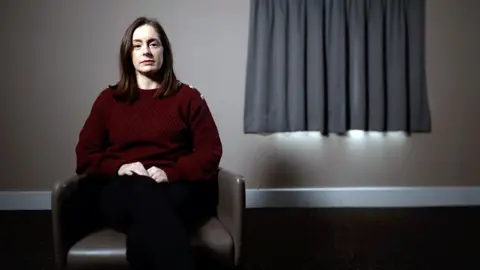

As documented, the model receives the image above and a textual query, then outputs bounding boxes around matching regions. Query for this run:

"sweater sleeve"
[75,90,125,176]
[162,89,223,181]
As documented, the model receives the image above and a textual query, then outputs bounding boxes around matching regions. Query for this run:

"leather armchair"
[51,168,245,270]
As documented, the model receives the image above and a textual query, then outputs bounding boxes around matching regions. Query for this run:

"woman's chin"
[137,67,160,76]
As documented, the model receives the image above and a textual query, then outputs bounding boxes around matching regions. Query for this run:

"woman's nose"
[141,45,151,54]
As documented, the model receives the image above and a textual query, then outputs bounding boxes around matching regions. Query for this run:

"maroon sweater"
[75,83,222,182]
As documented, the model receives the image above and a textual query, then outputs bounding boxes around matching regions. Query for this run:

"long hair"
[111,17,178,102]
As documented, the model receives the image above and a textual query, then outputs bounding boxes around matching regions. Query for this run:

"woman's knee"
[122,175,162,196]
[122,176,172,213]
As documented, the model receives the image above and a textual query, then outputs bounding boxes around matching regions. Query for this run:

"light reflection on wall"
[260,130,410,185]
[346,130,408,140]
[270,130,408,153]
[271,130,408,141]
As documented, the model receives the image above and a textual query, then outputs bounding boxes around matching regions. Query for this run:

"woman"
[75,16,222,270]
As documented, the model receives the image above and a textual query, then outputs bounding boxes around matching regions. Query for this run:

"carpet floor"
[1,207,479,269]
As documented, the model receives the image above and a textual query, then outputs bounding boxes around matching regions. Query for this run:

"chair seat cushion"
[68,229,128,270]
[67,217,233,269]
[191,217,234,263]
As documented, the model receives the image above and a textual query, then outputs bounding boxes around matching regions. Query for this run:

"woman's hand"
[118,162,149,176]
[147,166,168,183]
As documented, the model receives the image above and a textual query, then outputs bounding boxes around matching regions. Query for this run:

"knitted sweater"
[75,83,222,181]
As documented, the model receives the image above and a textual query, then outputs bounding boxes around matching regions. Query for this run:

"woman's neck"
[136,72,161,90]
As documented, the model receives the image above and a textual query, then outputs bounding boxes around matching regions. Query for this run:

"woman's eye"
[150,43,159,47]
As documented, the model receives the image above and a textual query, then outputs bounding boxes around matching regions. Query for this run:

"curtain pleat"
[244,0,431,134]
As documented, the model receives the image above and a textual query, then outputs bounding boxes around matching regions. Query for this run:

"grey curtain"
[244,0,431,134]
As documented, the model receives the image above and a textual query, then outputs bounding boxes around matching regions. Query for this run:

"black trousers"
[71,174,218,270]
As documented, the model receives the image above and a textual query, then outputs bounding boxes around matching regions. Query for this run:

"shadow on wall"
[252,135,316,188]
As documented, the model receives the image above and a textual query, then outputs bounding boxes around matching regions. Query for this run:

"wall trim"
[0,191,52,210]
[1,187,480,210]
[246,187,480,208]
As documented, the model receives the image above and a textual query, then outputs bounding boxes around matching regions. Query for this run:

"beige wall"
[0,0,478,191]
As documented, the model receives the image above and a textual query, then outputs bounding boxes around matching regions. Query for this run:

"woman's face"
[131,24,163,75]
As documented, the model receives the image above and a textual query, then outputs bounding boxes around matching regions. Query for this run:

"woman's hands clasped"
[118,162,168,183]
[118,162,149,176]
[147,166,168,183]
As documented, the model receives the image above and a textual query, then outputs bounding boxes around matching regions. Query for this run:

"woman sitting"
[75,16,222,270]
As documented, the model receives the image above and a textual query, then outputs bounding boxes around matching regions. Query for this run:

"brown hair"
[111,17,178,102]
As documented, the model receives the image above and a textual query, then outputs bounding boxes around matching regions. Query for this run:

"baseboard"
[245,187,480,208]
[0,191,52,210]
[1,187,480,210]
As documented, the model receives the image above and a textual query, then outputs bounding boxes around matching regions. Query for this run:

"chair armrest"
[52,174,104,270]
[216,168,245,266]
[51,174,85,270]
